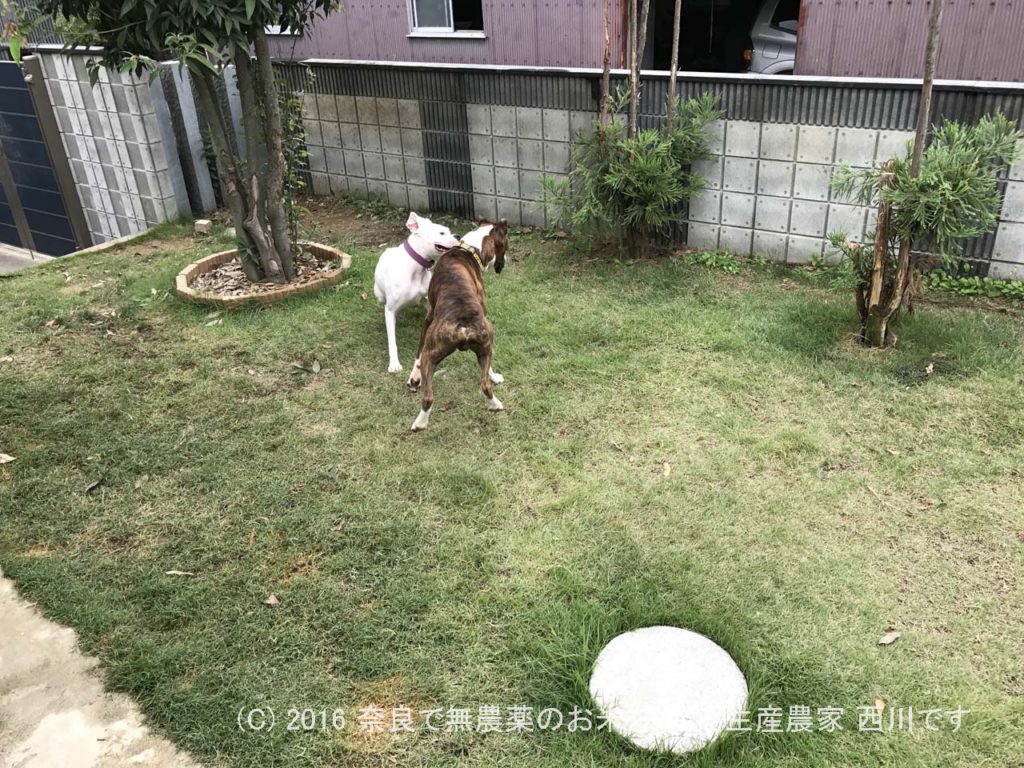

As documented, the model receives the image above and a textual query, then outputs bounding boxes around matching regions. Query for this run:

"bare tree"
[665,0,682,128]
[627,0,651,138]
[600,0,612,130]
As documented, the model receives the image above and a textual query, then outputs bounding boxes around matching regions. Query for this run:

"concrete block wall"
[991,139,1024,280]
[302,93,430,213]
[688,121,914,264]
[464,105,572,226]
[38,53,189,245]
[287,63,1024,278]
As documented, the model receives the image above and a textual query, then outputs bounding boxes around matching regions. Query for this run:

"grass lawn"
[1,198,1022,767]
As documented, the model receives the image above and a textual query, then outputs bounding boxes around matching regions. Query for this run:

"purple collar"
[403,239,435,269]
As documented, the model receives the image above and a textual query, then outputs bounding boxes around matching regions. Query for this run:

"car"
[747,0,798,74]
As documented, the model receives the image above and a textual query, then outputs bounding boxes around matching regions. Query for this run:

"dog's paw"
[411,410,431,431]
[406,374,421,390]
[487,395,504,412]
[488,369,505,385]
[388,362,404,373]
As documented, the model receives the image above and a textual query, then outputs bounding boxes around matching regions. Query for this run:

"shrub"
[828,113,1021,345]
[543,93,720,257]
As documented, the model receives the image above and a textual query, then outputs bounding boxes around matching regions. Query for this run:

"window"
[409,0,484,35]
[771,0,800,32]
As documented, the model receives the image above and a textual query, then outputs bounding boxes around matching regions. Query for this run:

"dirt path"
[0,573,199,768]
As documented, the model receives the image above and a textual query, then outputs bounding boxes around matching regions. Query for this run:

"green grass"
[1,204,1023,767]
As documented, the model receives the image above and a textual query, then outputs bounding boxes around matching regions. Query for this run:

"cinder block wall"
[283,63,1024,279]
[994,149,1024,280]
[688,122,914,264]
[38,53,189,245]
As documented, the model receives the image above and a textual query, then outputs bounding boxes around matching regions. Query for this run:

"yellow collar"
[456,241,485,271]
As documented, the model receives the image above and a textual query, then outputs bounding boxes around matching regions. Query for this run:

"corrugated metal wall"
[269,0,624,68]
[797,0,1024,81]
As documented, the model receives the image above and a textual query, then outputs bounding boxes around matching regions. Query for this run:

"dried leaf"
[247,528,255,546]
[263,594,280,607]
[134,474,149,489]
[661,462,672,477]
[84,479,102,494]
[205,317,223,327]
[165,570,195,577]
[885,448,900,456]
[1,356,14,363]
[924,363,934,375]
[359,291,368,301]
[877,629,901,646]
[44,319,59,329]
[206,311,222,320]
[875,699,885,714]
[0,453,16,464]
[311,359,322,374]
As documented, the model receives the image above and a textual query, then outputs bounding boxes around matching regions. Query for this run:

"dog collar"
[456,241,485,271]
[403,239,434,269]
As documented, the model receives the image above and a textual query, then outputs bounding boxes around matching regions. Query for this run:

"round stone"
[589,626,747,754]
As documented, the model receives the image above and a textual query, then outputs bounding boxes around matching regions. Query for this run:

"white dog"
[374,212,458,373]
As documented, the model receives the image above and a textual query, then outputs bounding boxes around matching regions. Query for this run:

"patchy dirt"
[302,196,409,248]
[192,248,339,298]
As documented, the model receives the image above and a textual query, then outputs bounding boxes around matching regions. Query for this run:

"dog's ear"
[406,212,421,233]
[498,218,509,231]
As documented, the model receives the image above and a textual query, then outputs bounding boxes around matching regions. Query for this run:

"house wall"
[268,1,626,68]
[796,0,1024,82]
[283,61,1024,280]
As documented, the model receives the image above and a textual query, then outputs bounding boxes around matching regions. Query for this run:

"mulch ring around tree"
[175,242,351,307]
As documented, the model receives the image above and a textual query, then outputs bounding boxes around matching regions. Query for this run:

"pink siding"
[796,0,1024,82]
[269,0,625,69]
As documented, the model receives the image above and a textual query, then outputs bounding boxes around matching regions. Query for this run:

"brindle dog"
[408,219,509,431]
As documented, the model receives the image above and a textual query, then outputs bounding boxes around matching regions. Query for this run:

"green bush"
[542,93,721,256]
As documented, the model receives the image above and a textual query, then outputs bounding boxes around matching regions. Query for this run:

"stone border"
[174,241,352,308]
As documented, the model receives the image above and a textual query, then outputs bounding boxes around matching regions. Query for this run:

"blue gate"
[0,58,88,255]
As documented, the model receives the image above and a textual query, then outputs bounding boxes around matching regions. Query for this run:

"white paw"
[388,362,403,373]
[488,369,505,385]
[411,409,431,431]
[487,396,504,412]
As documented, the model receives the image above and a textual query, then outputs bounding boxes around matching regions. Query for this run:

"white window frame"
[407,0,486,39]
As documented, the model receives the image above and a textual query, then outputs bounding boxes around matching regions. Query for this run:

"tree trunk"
[665,0,682,127]
[866,161,894,311]
[192,65,284,282]
[860,0,944,347]
[600,0,611,132]
[233,50,268,220]
[911,0,945,176]
[629,0,651,137]
[253,30,295,280]
[190,67,263,282]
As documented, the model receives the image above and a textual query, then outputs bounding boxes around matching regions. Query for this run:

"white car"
[748,0,798,74]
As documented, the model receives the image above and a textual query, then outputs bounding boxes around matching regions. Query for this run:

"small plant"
[926,270,1024,303]
[543,92,720,257]
[685,250,742,274]
[829,114,1021,346]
